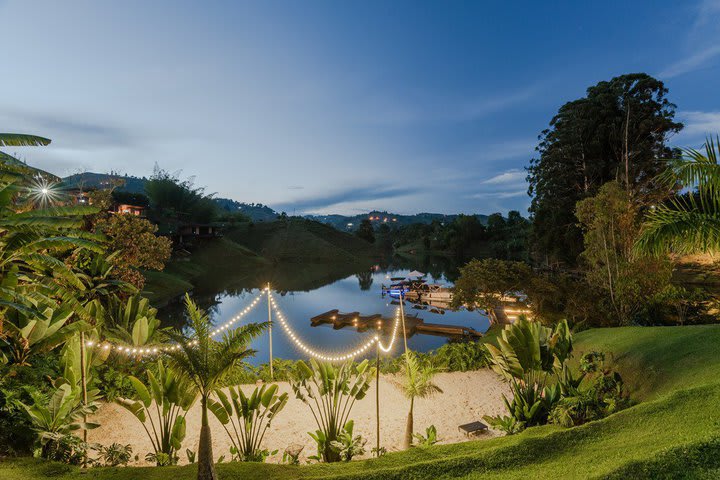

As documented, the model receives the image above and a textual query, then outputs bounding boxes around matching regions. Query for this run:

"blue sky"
[2,0,720,215]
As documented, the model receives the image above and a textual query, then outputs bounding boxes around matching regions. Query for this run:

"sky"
[2,0,720,216]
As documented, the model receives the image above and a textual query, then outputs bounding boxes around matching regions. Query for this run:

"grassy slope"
[143,220,378,305]
[4,325,720,479]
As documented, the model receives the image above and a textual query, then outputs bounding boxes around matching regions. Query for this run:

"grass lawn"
[3,325,720,479]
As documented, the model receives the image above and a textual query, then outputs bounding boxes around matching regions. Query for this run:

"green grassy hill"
[143,219,379,305]
[4,325,720,479]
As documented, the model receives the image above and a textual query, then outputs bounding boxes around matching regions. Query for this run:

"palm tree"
[635,136,720,255]
[165,294,267,480]
[395,351,443,449]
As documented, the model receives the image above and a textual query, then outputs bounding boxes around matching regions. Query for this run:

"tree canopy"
[527,73,682,265]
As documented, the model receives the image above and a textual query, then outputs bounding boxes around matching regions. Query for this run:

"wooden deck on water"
[310,309,483,339]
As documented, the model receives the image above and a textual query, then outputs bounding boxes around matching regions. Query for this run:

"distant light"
[41,188,49,195]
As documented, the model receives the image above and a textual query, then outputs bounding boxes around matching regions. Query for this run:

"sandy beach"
[89,369,509,465]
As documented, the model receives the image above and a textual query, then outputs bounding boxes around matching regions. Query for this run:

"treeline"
[365,212,530,262]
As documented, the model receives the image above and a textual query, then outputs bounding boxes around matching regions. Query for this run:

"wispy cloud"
[276,184,416,212]
[679,110,720,138]
[658,0,720,78]
[482,168,526,185]
[659,45,720,79]
[468,189,527,200]
[361,85,539,126]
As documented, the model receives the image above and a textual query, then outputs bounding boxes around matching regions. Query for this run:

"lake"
[160,259,491,365]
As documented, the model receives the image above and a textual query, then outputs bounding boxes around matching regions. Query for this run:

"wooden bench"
[458,421,488,437]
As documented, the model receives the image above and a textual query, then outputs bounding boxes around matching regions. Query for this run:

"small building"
[115,204,146,216]
[176,223,223,243]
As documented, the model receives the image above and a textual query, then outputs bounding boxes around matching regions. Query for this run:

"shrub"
[96,442,133,466]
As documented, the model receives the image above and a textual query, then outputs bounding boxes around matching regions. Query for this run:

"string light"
[85,289,267,356]
[85,286,405,362]
[268,291,402,362]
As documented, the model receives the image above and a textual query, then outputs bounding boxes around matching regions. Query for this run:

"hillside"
[307,210,490,231]
[5,325,720,479]
[143,218,380,305]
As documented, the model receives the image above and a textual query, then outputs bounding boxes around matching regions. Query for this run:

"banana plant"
[116,360,198,465]
[208,384,288,462]
[290,359,375,462]
[1,299,92,366]
[105,295,167,346]
[484,316,573,430]
[21,382,99,458]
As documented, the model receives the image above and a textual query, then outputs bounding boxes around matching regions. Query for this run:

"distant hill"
[61,172,147,193]
[214,198,280,222]
[0,151,60,181]
[58,173,491,228]
[305,210,489,231]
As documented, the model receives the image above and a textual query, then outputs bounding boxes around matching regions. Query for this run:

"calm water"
[160,260,490,365]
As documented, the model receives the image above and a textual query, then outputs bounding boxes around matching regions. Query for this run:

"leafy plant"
[328,420,366,462]
[412,425,438,447]
[208,383,288,462]
[96,442,132,466]
[21,382,99,459]
[282,444,303,464]
[1,301,92,366]
[186,448,196,464]
[115,360,197,466]
[145,451,173,467]
[291,359,375,462]
[105,295,168,347]
[38,432,96,465]
[483,317,572,432]
[485,415,525,435]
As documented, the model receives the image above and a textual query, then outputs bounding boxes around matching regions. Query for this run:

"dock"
[309,309,483,339]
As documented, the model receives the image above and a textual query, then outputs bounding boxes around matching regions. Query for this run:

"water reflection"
[159,256,486,365]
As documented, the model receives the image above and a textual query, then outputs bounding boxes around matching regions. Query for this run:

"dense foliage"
[528,73,682,265]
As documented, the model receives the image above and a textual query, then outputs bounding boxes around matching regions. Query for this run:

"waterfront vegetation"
[3,71,720,479]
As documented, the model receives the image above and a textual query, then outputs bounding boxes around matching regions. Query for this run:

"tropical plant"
[550,351,628,427]
[164,295,266,480]
[0,160,102,337]
[290,359,375,462]
[115,360,197,466]
[96,442,133,466]
[636,136,720,256]
[328,420,366,462]
[483,317,572,432]
[105,295,167,347]
[21,382,99,459]
[1,300,92,366]
[412,425,438,447]
[208,384,288,462]
[395,351,443,449]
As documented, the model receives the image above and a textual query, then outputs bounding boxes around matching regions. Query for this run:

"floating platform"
[309,309,482,339]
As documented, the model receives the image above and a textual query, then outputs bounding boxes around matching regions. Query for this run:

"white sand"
[89,369,509,464]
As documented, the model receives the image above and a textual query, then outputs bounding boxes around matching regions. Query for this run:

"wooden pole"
[399,291,409,355]
[375,342,380,456]
[267,283,273,380]
[79,331,88,467]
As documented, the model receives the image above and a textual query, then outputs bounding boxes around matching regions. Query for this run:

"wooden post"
[267,283,273,380]
[399,291,409,355]
[375,342,380,456]
[79,331,88,467]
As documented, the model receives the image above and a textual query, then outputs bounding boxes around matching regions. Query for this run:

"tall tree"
[527,73,682,265]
